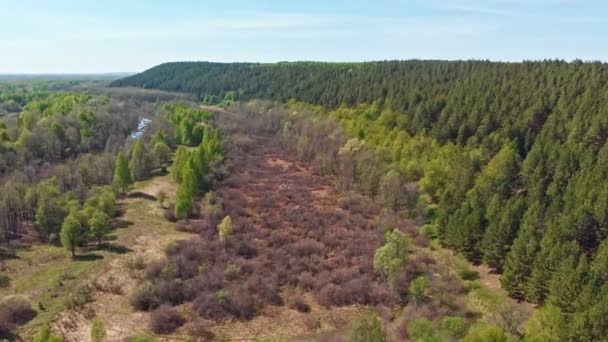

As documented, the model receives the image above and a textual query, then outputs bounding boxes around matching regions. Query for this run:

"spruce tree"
[482,196,525,271]
[501,224,540,299]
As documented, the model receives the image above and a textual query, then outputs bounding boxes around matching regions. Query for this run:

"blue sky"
[1,0,606,73]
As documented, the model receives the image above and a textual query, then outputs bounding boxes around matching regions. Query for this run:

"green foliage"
[129,140,149,181]
[218,216,233,243]
[407,318,441,342]
[88,209,110,247]
[174,165,196,219]
[152,141,172,169]
[523,305,566,342]
[409,276,429,304]
[33,324,63,342]
[373,229,409,284]
[85,186,117,218]
[91,317,106,342]
[34,178,69,239]
[439,316,469,338]
[378,170,402,212]
[113,152,133,193]
[162,104,212,146]
[126,333,157,342]
[462,324,508,342]
[60,213,84,257]
[347,311,386,342]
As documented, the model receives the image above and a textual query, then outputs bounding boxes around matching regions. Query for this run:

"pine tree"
[547,254,589,313]
[501,224,540,299]
[482,196,525,271]
[113,152,133,193]
[526,241,580,304]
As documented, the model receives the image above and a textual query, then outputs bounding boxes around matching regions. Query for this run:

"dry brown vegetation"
[134,103,479,340]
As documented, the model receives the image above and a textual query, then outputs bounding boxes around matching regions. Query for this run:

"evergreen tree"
[501,224,540,299]
[547,254,589,313]
[481,196,525,271]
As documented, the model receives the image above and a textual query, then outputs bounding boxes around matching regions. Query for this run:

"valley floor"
[3,119,533,341]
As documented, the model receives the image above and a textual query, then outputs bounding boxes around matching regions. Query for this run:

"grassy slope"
[0,175,186,339]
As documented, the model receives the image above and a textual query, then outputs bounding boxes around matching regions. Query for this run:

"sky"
[0,0,607,73]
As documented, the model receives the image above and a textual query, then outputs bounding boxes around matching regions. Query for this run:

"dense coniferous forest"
[115,60,608,340]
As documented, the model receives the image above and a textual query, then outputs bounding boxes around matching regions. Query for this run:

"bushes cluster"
[149,305,185,334]
[0,295,37,334]
[132,139,405,322]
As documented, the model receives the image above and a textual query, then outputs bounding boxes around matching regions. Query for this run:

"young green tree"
[523,305,567,342]
[218,215,233,243]
[113,152,133,193]
[34,179,68,239]
[152,141,172,171]
[373,229,409,284]
[379,169,402,212]
[347,311,386,342]
[88,210,110,247]
[60,214,84,257]
[33,324,63,342]
[462,324,508,342]
[130,140,149,181]
[409,276,429,304]
[407,318,440,341]
[174,164,198,219]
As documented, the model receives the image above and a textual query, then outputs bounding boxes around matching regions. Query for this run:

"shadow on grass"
[128,192,157,201]
[73,253,104,261]
[100,243,133,254]
[112,219,134,229]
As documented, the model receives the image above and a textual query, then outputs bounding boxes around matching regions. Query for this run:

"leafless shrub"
[150,305,185,334]
[185,318,216,340]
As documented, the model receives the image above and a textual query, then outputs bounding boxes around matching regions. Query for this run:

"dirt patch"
[54,175,195,342]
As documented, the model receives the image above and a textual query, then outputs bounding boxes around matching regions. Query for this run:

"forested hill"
[115,60,608,339]
[113,60,608,144]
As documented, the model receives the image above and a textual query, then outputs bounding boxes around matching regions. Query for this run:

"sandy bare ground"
[54,175,196,342]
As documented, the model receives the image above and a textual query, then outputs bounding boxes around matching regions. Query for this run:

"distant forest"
[114,60,608,339]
